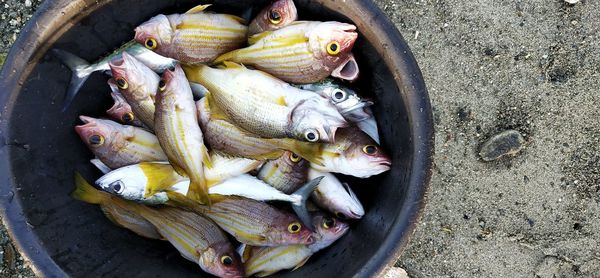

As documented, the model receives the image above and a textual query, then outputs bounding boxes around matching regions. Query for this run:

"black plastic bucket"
[0,0,434,277]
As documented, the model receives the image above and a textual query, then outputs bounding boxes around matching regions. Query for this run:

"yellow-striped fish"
[154,64,211,204]
[71,173,245,278]
[74,116,167,169]
[257,151,309,194]
[243,213,349,277]
[109,52,159,129]
[214,21,358,83]
[195,97,323,164]
[185,64,347,143]
[248,0,297,36]
[105,79,148,129]
[134,4,248,64]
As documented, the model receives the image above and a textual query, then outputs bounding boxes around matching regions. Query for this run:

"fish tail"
[291,141,324,166]
[186,177,211,206]
[290,176,324,230]
[71,172,110,205]
[52,49,97,112]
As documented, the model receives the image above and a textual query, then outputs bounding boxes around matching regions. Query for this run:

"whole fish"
[257,151,309,194]
[185,63,347,143]
[74,116,167,169]
[72,172,162,240]
[136,207,245,278]
[154,64,211,204]
[308,169,364,219]
[105,79,148,128]
[214,21,359,83]
[72,174,245,278]
[313,127,391,178]
[243,213,349,277]
[52,41,177,111]
[195,97,323,164]
[134,4,248,64]
[109,52,159,129]
[296,78,380,143]
[248,0,297,36]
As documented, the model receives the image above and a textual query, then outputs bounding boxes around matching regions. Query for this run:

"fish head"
[310,213,350,250]
[199,242,245,278]
[290,97,348,143]
[75,116,125,154]
[109,52,160,100]
[321,83,371,117]
[279,151,310,173]
[267,213,314,245]
[160,64,188,92]
[106,90,137,125]
[95,165,148,201]
[322,128,391,178]
[255,0,298,31]
[312,174,365,220]
[134,14,173,53]
[308,22,358,70]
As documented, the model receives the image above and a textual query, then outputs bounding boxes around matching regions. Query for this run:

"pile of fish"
[60,1,391,277]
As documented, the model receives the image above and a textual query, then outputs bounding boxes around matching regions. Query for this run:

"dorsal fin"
[248,31,273,45]
[185,4,211,14]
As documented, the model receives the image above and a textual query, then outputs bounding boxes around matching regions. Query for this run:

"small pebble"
[564,0,579,3]
[25,0,32,7]
[479,130,525,161]
[3,243,15,271]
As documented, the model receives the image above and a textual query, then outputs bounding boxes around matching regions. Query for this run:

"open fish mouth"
[332,53,359,81]
[77,115,97,127]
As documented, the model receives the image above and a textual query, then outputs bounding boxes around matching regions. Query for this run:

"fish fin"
[90,158,111,174]
[236,244,252,263]
[185,4,211,14]
[202,145,213,169]
[356,117,380,144]
[99,206,122,227]
[256,270,279,277]
[186,178,211,206]
[289,140,324,166]
[269,34,308,47]
[275,96,287,106]
[71,172,110,204]
[292,256,312,271]
[140,162,185,198]
[291,176,323,230]
[165,191,202,209]
[222,14,247,24]
[51,49,96,112]
[221,61,244,69]
[213,50,238,64]
[247,31,273,45]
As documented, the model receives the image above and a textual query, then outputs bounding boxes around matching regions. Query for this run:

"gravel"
[1,0,599,277]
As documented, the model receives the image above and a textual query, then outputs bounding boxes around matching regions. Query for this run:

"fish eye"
[145,38,157,50]
[220,255,233,266]
[326,41,341,55]
[322,216,336,229]
[122,112,135,123]
[304,130,319,142]
[268,10,282,24]
[158,80,166,91]
[168,66,175,72]
[289,152,301,163]
[287,222,301,233]
[362,145,378,155]
[115,78,128,90]
[332,89,347,102]
[335,212,347,219]
[88,134,105,146]
[110,181,124,194]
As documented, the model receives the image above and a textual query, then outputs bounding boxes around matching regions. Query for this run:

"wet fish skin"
[308,169,364,219]
[257,151,309,194]
[74,116,167,169]
[154,64,210,204]
[52,41,176,111]
[312,127,391,178]
[243,213,350,277]
[134,5,248,64]
[109,52,160,129]
[185,64,347,143]
[214,21,358,83]
[195,97,323,165]
[105,79,149,129]
[248,0,297,35]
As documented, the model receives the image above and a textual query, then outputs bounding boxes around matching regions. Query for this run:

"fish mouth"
[331,53,359,81]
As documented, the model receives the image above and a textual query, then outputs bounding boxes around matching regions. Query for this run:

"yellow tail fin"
[186,177,211,206]
[71,172,110,205]
[289,140,324,166]
[213,49,239,64]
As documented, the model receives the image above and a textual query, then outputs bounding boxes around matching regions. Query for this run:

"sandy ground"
[1,0,599,277]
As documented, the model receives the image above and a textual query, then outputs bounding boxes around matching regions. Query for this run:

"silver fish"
[308,169,364,219]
